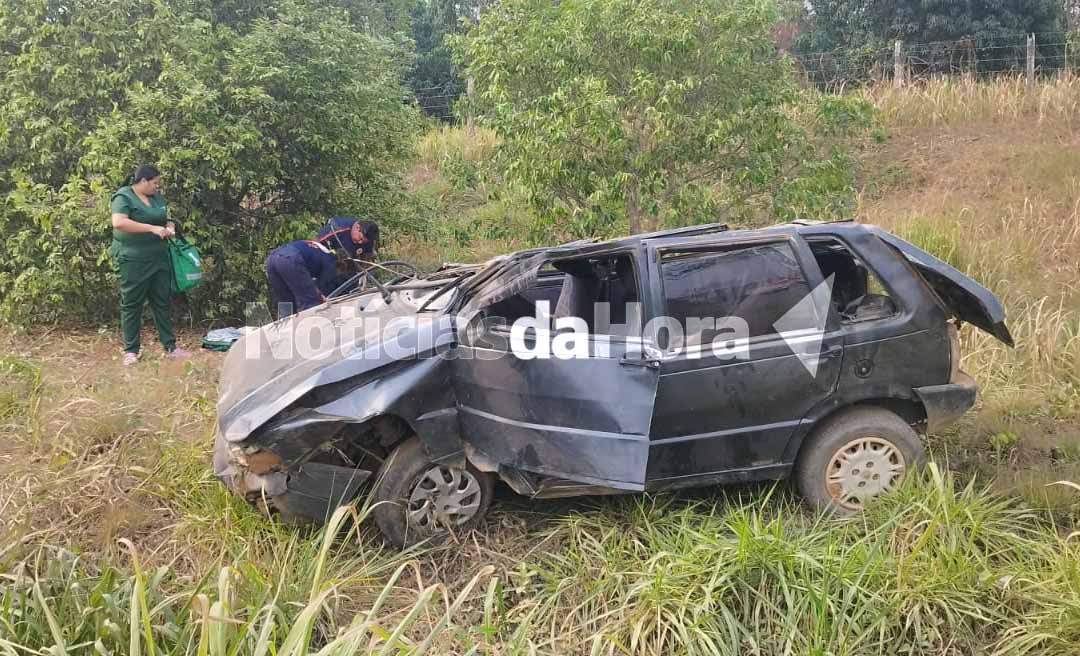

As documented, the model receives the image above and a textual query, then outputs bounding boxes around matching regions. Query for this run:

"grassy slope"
[859,75,1080,516]
[1,77,1079,654]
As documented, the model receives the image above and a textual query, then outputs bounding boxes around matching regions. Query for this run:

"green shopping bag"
[168,237,204,293]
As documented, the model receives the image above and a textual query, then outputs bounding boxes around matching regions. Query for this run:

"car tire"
[795,406,925,514]
[372,436,494,548]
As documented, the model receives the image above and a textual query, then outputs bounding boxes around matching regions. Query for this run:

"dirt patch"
[864,121,1080,207]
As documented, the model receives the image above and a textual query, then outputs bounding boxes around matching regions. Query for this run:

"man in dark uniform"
[265,239,342,318]
[315,216,379,260]
[314,216,380,294]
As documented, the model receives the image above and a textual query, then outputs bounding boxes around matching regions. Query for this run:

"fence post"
[893,40,904,90]
[1026,34,1035,91]
[466,76,476,136]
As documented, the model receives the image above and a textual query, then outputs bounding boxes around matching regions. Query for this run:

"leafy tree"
[799,0,1067,74]
[455,0,874,236]
[1067,1,1080,30]
[199,0,414,34]
[0,0,420,325]
[332,0,415,34]
[408,0,464,119]
[407,0,492,120]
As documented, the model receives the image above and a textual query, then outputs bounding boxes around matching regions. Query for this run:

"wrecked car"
[214,221,1013,547]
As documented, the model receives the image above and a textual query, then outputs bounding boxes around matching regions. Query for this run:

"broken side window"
[807,238,898,323]
[660,242,812,344]
[481,254,641,337]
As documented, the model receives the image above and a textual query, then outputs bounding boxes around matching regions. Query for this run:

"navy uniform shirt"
[281,240,339,295]
[316,216,361,257]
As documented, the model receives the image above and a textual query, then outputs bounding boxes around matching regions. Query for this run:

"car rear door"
[644,234,844,486]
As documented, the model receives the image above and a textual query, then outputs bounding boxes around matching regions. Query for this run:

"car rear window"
[661,242,811,339]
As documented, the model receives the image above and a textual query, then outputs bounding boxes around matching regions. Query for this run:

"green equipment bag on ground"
[201,327,243,352]
[168,237,203,293]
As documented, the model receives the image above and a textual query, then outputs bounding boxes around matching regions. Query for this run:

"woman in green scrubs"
[109,165,191,366]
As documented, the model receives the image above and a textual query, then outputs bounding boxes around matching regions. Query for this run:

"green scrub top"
[109,186,169,261]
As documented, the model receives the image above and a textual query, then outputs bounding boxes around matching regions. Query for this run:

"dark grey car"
[213,221,1012,547]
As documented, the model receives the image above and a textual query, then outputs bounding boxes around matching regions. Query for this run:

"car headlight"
[230,446,283,475]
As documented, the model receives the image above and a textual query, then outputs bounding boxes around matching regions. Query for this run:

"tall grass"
[864,73,1080,129]
[889,213,1080,395]
[394,125,551,270]
[0,356,41,442]
[4,460,1078,654]
[860,74,1080,396]
[415,125,499,179]
[859,73,1080,518]
[510,467,1080,655]
[1,506,497,655]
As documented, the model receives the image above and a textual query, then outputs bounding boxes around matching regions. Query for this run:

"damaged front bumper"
[212,427,370,522]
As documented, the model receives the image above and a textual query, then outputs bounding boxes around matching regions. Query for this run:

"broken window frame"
[805,236,905,325]
[468,249,648,346]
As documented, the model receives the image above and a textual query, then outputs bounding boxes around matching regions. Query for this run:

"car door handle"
[823,344,843,358]
[620,357,660,369]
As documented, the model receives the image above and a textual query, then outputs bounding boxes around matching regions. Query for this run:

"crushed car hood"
[217,294,456,442]
[876,230,1014,346]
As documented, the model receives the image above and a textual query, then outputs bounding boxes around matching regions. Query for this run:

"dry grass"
[857,75,1080,517]
[0,331,227,568]
[864,73,1080,130]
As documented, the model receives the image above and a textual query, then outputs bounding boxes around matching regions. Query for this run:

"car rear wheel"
[372,436,494,548]
[795,407,925,513]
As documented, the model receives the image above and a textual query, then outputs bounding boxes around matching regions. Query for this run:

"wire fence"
[790,30,1080,90]
[411,31,1080,123]
[413,82,464,121]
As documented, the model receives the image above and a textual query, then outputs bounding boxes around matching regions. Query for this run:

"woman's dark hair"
[124,164,161,186]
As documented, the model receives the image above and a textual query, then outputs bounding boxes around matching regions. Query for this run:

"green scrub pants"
[117,257,176,354]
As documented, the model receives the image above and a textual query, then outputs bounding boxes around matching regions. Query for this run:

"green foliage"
[806,0,1066,48]
[989,429,1021,457]
[508,465,1080,654]
[799,0,1068,73]
[455,0,875,237]
[0,0,420,326]
[407,0,489,120]
[1,509,496,655]
[322,0,415,34]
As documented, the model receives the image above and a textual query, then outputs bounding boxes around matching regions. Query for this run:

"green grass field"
[2,76,1079,654]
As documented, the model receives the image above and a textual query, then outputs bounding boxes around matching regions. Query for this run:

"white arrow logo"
[773,274,835,378]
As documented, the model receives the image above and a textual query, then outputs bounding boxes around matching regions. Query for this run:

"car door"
[452,255,659,491]
[645,235,843,487]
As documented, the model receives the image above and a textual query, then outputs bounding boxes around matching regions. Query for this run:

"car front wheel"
[795,407,925,513]
[372,436,494,548]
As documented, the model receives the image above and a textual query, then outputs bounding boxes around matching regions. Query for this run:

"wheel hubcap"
[406,466,482,532]
[825,436,905,510]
